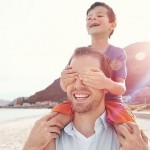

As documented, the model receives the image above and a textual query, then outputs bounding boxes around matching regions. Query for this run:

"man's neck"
[91,36,109,53]
[73,107,105,138]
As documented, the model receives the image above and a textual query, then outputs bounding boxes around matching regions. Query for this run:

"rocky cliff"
[26,78,67,103]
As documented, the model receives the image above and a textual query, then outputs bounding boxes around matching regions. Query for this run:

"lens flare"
[135,52,146,61]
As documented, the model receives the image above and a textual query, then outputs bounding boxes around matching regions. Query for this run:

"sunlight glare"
[135,52,146,61]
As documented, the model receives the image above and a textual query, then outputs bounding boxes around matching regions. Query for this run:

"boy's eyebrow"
[97,12,105,14]
[87,12,105,17]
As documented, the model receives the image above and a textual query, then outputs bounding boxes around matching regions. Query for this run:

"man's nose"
[74,78,85,89]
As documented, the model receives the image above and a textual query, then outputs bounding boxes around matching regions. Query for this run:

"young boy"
[52,2,135,124]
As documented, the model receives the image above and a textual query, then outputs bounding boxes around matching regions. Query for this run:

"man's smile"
[74,93,90,100]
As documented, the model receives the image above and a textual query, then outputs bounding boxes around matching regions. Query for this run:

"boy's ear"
[110,21,117,30]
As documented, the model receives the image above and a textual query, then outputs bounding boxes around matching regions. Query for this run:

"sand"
[0,115,45,150]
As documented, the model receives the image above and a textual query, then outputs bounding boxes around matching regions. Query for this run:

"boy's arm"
[105,77,126,95]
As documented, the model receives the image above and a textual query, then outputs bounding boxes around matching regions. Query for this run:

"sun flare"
[135,52,146,61]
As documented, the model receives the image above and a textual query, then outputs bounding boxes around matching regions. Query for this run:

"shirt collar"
[95,111,108,129]
[64,111,108,136]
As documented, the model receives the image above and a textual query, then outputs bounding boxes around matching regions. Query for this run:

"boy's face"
[67,55,105,113]
[86,6,115,37]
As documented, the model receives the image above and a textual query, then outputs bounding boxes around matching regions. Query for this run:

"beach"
[0,109,150,150]
[0,109,50,150]
[0,116,40,150]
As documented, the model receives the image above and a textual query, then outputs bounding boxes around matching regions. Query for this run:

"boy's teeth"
[91,23,99,27]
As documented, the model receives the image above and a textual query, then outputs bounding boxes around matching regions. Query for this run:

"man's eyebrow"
[97,11,104,14]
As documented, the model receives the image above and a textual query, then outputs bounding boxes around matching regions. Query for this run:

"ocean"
[0,108,50,123]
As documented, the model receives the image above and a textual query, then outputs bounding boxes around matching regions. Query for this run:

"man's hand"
[23,113,63,150]
[50,111,72,128]
[115,122,148,150]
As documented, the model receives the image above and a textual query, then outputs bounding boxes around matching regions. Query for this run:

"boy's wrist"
[105,77,114,91]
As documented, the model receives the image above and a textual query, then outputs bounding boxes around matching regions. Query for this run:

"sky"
[0,0,150,101]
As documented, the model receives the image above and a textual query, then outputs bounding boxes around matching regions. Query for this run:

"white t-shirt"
[73,125,96,150]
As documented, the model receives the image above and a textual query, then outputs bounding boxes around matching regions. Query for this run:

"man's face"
[86,6,115,36]
[67,55,105,113]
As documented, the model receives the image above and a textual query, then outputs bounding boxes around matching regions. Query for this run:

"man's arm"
[43,139,56,150]
[23,113,62,150]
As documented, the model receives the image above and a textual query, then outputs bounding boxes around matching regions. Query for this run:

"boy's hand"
[114,122,148,150]
[60,65,78,91]
[79,67,109,90]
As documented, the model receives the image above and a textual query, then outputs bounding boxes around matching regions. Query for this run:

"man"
[23,47,148,150]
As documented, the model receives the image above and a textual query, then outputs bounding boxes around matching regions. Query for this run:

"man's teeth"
[74,94,89,99]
